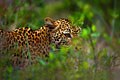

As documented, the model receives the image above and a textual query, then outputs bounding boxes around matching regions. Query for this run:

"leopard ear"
[44,17,54,25]
[44,17,57,30]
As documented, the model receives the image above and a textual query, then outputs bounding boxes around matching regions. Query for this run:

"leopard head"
[45,17,81,47]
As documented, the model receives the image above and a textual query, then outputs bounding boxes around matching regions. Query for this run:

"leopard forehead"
[54,18,70,26]
[53,18,71,33]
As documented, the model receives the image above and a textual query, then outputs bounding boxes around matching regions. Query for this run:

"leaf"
[49,52,55,60]
[91,24,96,32]
[83,61,89,70]
[81,28,90,39]
[39,59,46,66]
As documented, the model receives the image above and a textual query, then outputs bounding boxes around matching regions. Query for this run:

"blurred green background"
[0,0,120,80]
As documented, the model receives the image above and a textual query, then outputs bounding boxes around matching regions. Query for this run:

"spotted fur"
[0,17,81,68]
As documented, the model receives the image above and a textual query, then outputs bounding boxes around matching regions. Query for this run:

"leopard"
[0,17,81,69]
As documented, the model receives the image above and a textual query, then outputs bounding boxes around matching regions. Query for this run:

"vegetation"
[0,0,120,80]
